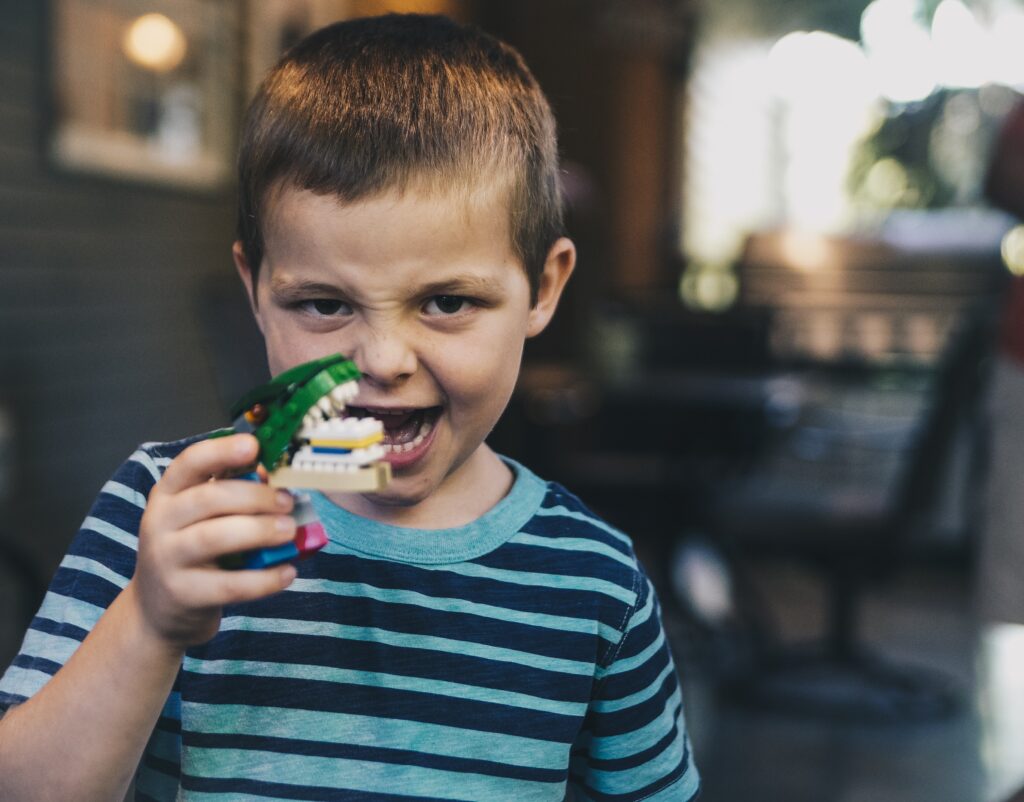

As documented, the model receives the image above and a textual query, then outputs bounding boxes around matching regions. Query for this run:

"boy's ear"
[232,241,264,333]
[526,237,576,338]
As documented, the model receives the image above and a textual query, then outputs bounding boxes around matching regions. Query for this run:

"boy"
[0,14,699,801]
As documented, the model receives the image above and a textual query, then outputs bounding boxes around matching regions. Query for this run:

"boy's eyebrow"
[414,275,506,296]
[269,278,346,298]
[270,274,506,298]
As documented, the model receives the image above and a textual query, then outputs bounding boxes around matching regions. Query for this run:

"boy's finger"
[190,563,298,608]
[158,435,259,496]
[178,514,296,567]
[159,479,292,532]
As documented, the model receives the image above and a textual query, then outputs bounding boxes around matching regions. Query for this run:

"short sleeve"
[0,446,166,709]
[0,444,184,800]
[569,573,700,801]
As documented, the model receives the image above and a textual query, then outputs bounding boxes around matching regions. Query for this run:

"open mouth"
[348,406,442,458]
[287,382,390,472]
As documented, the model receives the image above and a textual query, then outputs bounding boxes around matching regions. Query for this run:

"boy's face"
[234,183,574,521]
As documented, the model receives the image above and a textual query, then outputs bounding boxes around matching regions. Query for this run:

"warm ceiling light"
[123,13,187,73]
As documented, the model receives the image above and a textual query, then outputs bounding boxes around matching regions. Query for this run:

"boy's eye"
[424,295,470,315]
[301,299,351,316]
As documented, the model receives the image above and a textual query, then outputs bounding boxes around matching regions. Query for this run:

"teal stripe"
[18,630,80,666]
[218,616,594,676]
[587,716,686,795]
[187,658,587,717]
[0,664,52,698]
[61,554,129,590]
[588,686,683,760]
[129,448,163,482]
[184,701,570,770]
[324,542,637,606]
[598,627,665,678]
[510,532,635,569]
[100,479,147,509]
[35,592,105,634]
[290,577,620,644]
[82,516,138,551]
[574,768,700,802]
[183,745,565,802]
[535,506,632,547]
[626,585,655,632]
[643,767,700,802]
[593,662,675,714]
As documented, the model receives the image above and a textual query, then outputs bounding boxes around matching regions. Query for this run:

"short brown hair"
[236,13,564,304]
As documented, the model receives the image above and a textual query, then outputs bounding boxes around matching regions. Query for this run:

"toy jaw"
[269,379,392,492]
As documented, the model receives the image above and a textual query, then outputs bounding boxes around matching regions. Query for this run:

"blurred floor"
[668,561,1024,802]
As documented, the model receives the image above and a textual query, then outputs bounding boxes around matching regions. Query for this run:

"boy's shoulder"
[514,460,647,586]
[140,430,218,463]
[107,431,221,495]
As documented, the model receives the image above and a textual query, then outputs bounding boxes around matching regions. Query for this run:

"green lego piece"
[227,354,362,472]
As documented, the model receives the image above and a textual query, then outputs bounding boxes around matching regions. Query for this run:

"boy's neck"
[324,444,515,529]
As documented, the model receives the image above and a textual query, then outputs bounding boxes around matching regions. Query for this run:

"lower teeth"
[382,417,433,454]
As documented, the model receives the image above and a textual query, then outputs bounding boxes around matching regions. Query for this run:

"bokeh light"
[1001,225,1024,275]
[122,13,187,73]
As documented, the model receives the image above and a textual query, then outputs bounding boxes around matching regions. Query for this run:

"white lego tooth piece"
[318,397,333,416]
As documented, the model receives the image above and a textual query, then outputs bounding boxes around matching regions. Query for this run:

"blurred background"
[3,0,1024,799]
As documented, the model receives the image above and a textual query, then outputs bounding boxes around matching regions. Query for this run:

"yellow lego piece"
[307,432,384,450]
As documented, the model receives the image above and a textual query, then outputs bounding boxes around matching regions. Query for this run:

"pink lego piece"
[295,520,328,556]
[291,492,328,558]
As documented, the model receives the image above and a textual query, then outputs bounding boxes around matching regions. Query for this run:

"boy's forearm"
[0,581,184,801]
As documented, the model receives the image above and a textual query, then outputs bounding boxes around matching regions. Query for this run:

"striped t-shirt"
[0,436,700,801]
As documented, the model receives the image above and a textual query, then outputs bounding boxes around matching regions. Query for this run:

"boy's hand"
[128,434,298,651]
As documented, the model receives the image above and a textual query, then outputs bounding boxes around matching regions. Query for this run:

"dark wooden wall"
[0,2,249,579]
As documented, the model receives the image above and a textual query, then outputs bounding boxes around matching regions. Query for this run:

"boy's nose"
[351,329,417,387]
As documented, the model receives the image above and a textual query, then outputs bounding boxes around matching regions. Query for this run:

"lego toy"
[214,353,391,570]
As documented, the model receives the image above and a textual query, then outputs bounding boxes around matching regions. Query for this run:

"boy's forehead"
[258,178,526,286]
[260,178,519,260]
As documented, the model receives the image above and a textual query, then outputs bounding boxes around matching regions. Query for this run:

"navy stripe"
[156,715,181,734]
[0,691,27,709]
[234,590,601,661]
[192,630,593,703]
[474,542,634,584]
[305,550,631,633]
[575,754,692,802]
[576,704,685,771]
[48,568,123,608]
[184,731,566,783]
[182,672,582,742]
[135,793,162,802]
[29,616,90,643]
[89,491,145,525]
[66,534,137,578]
[12,654,62,677]
[180,775,467,801]
[520,516,633,558]
[592,674,679,738]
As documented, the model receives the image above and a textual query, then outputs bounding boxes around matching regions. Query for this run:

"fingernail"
[276,490,293,510]
[276,515,295,533]
[279,564,297,587]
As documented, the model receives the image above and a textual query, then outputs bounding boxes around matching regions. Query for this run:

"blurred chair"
[702,308,997,721]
